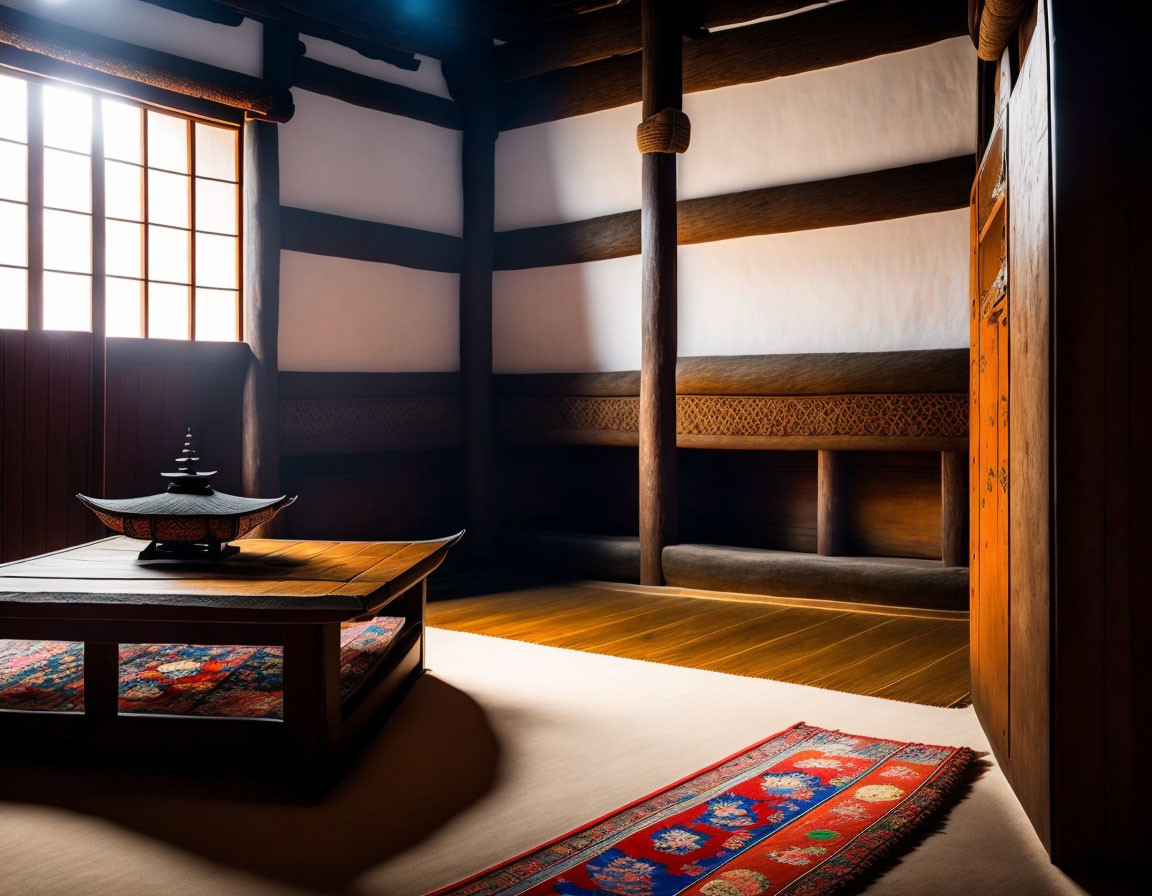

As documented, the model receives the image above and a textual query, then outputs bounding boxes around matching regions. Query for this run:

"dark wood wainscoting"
[278,372,463,545]
[105,338,248,499]
[2,335,250,563]
[0,329,103,562]
[493,352,968,609]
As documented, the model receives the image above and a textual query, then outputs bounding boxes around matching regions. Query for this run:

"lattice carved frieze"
[677,393,968,440]
[280,396,462,451]
[499,396,640,436]
[499,393,968,441]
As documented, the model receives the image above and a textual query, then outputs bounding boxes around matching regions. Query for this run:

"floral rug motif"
[0,616,405,720]
[430,723,973,896]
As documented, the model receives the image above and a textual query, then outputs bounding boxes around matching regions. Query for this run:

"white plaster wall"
[493,38,975,370]
[279,251,459,372]
[279,90,462,236]
[493,210,968,372]
[495,37,975,229]
[677,210,969,356]
[494,255,642,373]
[7,0,263,75]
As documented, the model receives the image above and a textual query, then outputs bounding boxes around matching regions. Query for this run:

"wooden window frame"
[0,64,244,342]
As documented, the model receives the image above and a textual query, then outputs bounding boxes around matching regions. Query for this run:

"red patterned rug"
[0,616,404,719]
[431,723,973,896]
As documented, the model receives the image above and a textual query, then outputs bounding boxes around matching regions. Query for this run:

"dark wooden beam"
[212,1,458,62]
[941,449,967,566]
[495,156,973,269]
[138,0,244,27]
[494,349,969,396]
[445,48,500,564]
[157,0,422,71]
[241,24,291,506]
[280,207,464,273]
[291,57,462,129]
[279,371,461,400]
[817,450,847,556]
[495,2,641,83]
[494,0,822,82]
[499,0,967,129]
[0,4,292,121]
[638,0,681,586]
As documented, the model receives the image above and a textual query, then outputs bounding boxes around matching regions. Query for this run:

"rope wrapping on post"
[975,0,1030,61]
[636,107,691,154]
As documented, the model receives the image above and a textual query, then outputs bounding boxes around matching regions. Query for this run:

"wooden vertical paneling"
[0,330,99,561]
[102,341,248,500]
[1005,0,1050,846]
[44,334,74,549]
[22,333,50,558]
[1,332,26,561]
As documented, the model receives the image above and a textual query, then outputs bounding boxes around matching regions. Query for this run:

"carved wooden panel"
[498,392,968,450]
[280,396,461,456]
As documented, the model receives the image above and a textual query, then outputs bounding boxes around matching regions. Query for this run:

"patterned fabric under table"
[0,616,404,720]
[429,723,974,896]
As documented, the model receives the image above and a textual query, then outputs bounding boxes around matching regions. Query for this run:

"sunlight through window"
[0,72,240,340]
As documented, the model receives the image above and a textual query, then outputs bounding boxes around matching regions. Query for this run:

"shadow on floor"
[0,673,500,894]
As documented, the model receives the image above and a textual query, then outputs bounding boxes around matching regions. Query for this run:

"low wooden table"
[0,533,461,776]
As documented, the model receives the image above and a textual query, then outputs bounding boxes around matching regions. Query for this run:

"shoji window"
[0,70,241,341]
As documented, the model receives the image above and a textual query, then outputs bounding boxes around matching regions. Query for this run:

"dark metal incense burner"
[78,429,296,560]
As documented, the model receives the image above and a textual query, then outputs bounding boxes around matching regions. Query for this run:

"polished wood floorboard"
[428,577,970,707]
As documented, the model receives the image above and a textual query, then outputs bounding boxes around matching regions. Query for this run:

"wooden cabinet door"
[971,119,1010,759]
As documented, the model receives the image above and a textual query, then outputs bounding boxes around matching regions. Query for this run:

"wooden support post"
[638,0,683,586]
[282,623,341,771]
[242,25,292,510]
[941,449,968,567]
[817,449,847,556]
[445,47,499,564]
[83,641,119,720]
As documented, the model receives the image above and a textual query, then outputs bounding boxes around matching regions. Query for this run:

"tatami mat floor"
[427,576,970,707]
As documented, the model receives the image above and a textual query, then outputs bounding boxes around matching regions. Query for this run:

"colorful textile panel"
[431,723,973,896]
[0,616,405,720]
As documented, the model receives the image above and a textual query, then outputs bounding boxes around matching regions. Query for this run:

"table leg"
[283,623,341,772]
[84,641,119,720]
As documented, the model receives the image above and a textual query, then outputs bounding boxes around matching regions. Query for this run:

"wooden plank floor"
[427,577,971,707]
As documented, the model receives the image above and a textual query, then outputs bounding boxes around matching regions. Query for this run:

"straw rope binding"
[636,108,691,154]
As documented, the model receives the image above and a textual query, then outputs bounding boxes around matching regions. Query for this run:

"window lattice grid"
[0,68,241,341]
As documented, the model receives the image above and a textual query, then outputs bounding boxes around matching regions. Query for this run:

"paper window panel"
[43,87,92,154]
[43,271,91,331]
[43,149,92,213]
[0,141,27,202]
[0,266,28,330]
[43,210,92,274]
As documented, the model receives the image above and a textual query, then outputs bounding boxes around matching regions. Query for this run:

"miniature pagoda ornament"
[78,429,296,560]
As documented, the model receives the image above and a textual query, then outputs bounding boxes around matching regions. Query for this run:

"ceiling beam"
[0,4,291,120]
[292,57,462,130]
[139,0,244,26]
[494,156,974,269]
[494,0,830,82]
[499,0,967,130]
